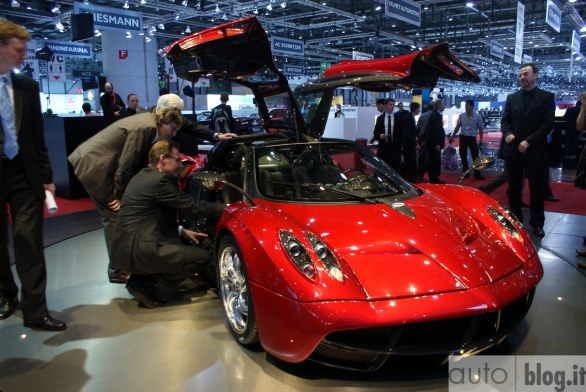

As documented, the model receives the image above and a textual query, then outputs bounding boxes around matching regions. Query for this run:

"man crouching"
[111,140,224,308]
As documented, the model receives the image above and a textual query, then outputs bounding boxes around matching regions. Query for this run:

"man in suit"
[68,104,184,283]
[402,102,421,182]
[100,81,125,118]
[372,98,404,172]
[0,20,66,331]
[501,63,555,237]
[425,99,447,184]
[111,140,224,308]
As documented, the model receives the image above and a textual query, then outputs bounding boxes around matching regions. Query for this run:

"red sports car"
[167,17,542,371]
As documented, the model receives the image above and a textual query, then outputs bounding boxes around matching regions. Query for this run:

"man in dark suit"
[0,20,66,330]
[111,140,224,308]
[402,102,421,182]
[372,98,404,172]
[501,63,555,237]
[100,81,125,118]
[425,99,447,184]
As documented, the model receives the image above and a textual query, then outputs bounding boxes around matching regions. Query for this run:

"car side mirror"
[190,171,256,206]
[457,156,495,185]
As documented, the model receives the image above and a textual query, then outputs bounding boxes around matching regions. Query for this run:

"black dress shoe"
[24,316,67,331]
[108,266,131,284]
[577,248,586,257]
[0,297,18,320]
[127,286,161,309]
[532,227,545,237]
[545,195,560,202]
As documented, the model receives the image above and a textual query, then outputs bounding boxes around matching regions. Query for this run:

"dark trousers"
[402,145,418,183]
[427,148,442,182]
[91,196,117,265]
[507,158,546,228]
[417,146,428,181]
[377,142,401,172]
[459,135,482,177]
[0,155,49,321]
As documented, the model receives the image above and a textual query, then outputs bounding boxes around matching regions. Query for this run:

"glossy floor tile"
[0,213,585,392]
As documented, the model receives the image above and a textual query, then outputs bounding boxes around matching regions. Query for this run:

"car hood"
[267,192,524,300]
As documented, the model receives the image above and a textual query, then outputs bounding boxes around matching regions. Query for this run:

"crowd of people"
[1,19,585,333]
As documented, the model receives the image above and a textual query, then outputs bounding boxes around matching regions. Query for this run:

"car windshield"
[253,141,415,202]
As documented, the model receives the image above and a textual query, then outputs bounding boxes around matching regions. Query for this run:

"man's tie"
[0,76,19,159]
[388,115,393,142]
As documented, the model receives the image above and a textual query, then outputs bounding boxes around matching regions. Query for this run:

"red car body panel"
[250,254,541,363]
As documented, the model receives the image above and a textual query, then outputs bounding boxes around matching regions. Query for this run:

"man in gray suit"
[68,103,184,282]
[501,63,555,237]
[0,20,66,330]
[112,140,224,308]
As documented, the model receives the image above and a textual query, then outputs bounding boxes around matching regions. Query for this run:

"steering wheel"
[338,167,376,191]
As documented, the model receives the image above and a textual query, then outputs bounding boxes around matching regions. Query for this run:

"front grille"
[309,289,535,371]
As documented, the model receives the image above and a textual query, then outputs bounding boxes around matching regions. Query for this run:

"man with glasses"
[110,140,224,308]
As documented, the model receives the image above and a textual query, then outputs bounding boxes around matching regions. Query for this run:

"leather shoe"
[127,286,161,309]
[578,260,586,269]
[108,266,131,284]
[532,227,545,237]
[545,195,560,202]
[577,248,586,257]
[0,297,18,320]
[24,316,67,331]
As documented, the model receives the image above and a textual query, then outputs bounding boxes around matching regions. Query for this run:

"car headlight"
[487,204,522,241]
[306,232,344,282]
[279,230,316,279]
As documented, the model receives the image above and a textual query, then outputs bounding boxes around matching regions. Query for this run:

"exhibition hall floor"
[0,212,585,392]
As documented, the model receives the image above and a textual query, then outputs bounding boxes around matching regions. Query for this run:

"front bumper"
[250,254,543,370]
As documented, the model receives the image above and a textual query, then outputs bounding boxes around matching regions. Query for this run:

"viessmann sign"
[73,2,143,32]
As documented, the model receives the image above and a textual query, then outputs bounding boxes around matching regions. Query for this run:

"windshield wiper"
[265,180,378,203]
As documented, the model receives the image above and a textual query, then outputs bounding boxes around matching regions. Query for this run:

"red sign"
[119,50,128,60]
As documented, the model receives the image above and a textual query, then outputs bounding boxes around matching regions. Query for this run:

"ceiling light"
[375,6,381,11]
[55,19,64,32]
[281,1,286,8]
[581,26,586,32]
[126,31,132,39]
[466,2,474,7]
[222,13,227,20]
[185,26,191,34]
[51,4,61,14]
[158,23,165,30]
[145,37,151,42]
[141,0,147,4]
[94,29,101,37]
[253,8,258,14]
[215,4,220,12]
[123,1,129,9]
[175,14,180,20]
[267,4,272,11]
[11,0,20,7]
[182,0,188,6]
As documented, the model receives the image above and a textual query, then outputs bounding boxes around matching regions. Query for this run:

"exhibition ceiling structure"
[1,0,585,99]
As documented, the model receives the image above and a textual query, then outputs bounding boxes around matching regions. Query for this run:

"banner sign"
[319,61,331,76]
[72,70,101,78]
[48,56,67,82]
[572,30,581,53]
[352,51,374,60]
[271,36,304,56]
[385,0,421,27]
[20,60,39,80]
[546,0,562,33]
[73,2,143,33]
[490,41,504,59]
[44,40,93,59]
[522,54,533,63]
[284,65,305,75]
[514,2,525,64]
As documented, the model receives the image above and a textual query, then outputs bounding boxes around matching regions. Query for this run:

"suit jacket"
[0,73,52,200]
[68,111,158,204]
[100,92,125,117]
[501,87,555,160]
[425,110,446,150]
[373,112,404,159]
[111,166,224,274]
